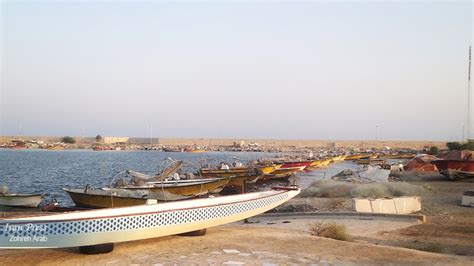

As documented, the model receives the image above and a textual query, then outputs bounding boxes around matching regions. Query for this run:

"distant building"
[103,137,129,144]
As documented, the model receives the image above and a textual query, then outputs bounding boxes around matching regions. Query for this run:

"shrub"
[428,146,439,155]
[61,136,76,144]
[309,222,351,241]
[325,198,345,210]
[301,180,352,198]
[350,183,389,198]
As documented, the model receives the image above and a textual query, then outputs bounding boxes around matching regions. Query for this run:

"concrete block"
[352,197,421,214]
[461,191,474,207]
[393,197,421,214]
[352,198,372,213]
[372,199,397,214]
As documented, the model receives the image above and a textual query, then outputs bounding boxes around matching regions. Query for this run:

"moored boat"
[278,161,312,170]
[0,194,43,208]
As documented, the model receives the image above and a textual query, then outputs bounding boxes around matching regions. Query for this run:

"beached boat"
[433,160,474,180]
[356,158,386,165]
[116,177,231,199]
[378,153,416,159]
[0,194,42,208]
[63,187,155,208]
[278,161,312,170]
[344,154,366,161]
[65,178,231,208]
[199,167,260,179]
[261,166,303,180]
[0,187,300,250]
[257,164,282,175]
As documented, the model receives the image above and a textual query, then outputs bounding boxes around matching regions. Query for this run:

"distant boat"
[278,161,312,170]
[199,167,260,179]
[0,194,42,208]
[261,166,302,181]
[0,187,300,250]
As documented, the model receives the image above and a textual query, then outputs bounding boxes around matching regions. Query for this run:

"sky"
[0,0,473,141]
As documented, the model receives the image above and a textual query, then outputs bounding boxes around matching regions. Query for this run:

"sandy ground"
[369,177,474,256]
[1,225,472,265]
[0,172,472,264]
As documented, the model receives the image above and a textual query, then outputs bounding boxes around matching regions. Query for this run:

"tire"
[79,243,114,254]
[178,229,207,236]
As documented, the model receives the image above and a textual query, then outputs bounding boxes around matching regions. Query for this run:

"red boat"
[279,161,312,170]
[433,160,474,180]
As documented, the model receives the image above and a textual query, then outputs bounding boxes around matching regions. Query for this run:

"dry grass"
[351,182,424,198]
[308,222,351,241]
[325,198,346,210]
[401,242,444,253]
[302,180,424,199]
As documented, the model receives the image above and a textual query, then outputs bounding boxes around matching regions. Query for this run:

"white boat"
[0,187,300,249]
[0,194,42,208]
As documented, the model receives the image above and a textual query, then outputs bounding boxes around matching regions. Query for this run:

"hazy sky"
[1,1,473,141]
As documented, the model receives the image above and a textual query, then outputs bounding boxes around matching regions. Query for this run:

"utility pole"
[150,125,153,148]
[467,45,472,141]
[462,125,465,142]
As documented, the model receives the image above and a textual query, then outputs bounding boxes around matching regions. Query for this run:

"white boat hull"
[0,188,300,248]
[0,195,42,208]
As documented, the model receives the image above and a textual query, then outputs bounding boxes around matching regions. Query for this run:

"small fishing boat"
[257,164,282,175]
[0,194,43,208]
[66,177,231,208]
[261,166,303,180]
[0,186,42,208]
[278,161,312,170]
[344,154,366,161]
[378,153,416,159]
[63,187,154,208]
[0,187,300,250]
[356,158,386,165]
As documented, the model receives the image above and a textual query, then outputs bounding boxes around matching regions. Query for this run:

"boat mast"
[468,45,472,141]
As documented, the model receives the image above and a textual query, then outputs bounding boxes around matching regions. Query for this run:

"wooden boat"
[115,178,230,200]
[279,161,312,170]
[66,178,231,208]
[0,187,300,249]
[0,194,42,208]
[261,166,303,180]
[219,176,248,195]
[257,164,282,175]
[356,158,386,165]
[378,153,416,159]
[188,149,206,153]
[63,187,154,208]
[433,160,474,180]
[344,154,365,161]
[199,167,260,180]
[310,159,323,167]
[318,158,332,167]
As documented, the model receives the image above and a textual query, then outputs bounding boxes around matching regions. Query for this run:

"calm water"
[0,149,361,206]
[0,149,277,205]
